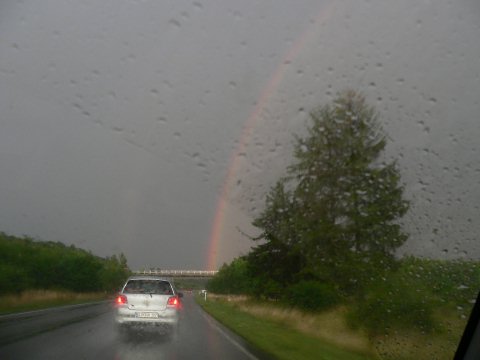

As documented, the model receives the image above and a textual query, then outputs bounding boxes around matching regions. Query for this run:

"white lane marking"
[198,308,260,360]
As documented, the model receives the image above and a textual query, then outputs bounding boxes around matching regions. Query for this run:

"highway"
[0,293,268,360]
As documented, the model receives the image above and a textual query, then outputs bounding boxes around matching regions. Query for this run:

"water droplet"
[169,19,181,28]
[112,126,124,133]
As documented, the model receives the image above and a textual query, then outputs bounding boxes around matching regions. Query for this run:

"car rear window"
[123,279,173,295]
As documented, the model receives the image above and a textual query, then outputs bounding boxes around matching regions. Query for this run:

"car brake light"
[167,296,179,307]
[116,294,127,305]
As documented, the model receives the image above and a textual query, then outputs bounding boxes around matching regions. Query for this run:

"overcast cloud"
[1,0,479,270]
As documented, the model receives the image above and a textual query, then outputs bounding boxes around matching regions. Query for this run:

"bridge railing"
[132,269,218,277]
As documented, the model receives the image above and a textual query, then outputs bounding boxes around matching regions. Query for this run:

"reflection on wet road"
[0,294,264,360]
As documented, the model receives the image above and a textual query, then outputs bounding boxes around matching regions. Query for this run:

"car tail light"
[115,294,127,305]
[167,296,180,308]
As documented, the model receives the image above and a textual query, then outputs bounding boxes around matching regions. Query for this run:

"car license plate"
[136,312,159,318]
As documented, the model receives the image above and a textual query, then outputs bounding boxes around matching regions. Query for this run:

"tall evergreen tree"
[252,90,409,296]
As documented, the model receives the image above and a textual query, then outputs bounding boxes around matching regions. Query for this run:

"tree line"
[0,232,130,294]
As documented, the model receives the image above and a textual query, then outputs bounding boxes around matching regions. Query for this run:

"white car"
[114,276,182,337]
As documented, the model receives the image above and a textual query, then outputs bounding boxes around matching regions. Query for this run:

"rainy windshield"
[0,0,479,359]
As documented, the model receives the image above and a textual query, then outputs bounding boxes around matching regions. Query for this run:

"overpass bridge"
[132,269,218,278]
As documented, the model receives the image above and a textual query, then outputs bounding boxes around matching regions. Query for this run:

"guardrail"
[132,269,218,277]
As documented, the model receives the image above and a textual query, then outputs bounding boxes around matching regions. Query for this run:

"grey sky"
[1,0,479,270]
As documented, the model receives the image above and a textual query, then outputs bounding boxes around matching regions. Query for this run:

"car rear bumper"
[115,316,178,325]
[115,308,178,326]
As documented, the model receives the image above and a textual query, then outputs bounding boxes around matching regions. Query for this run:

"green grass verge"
[0,290,110,315]
[196,295,376,360]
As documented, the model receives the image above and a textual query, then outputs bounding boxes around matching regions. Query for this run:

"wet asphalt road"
[0,293,266,360]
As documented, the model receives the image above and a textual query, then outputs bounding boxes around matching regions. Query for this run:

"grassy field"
[197,294,468,360]
[204,256,477,359]
[197,294,377,360]
[0,290,110,315]
[369,305,466,360]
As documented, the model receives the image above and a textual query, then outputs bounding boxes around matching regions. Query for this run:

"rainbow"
[206,2,336,270]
